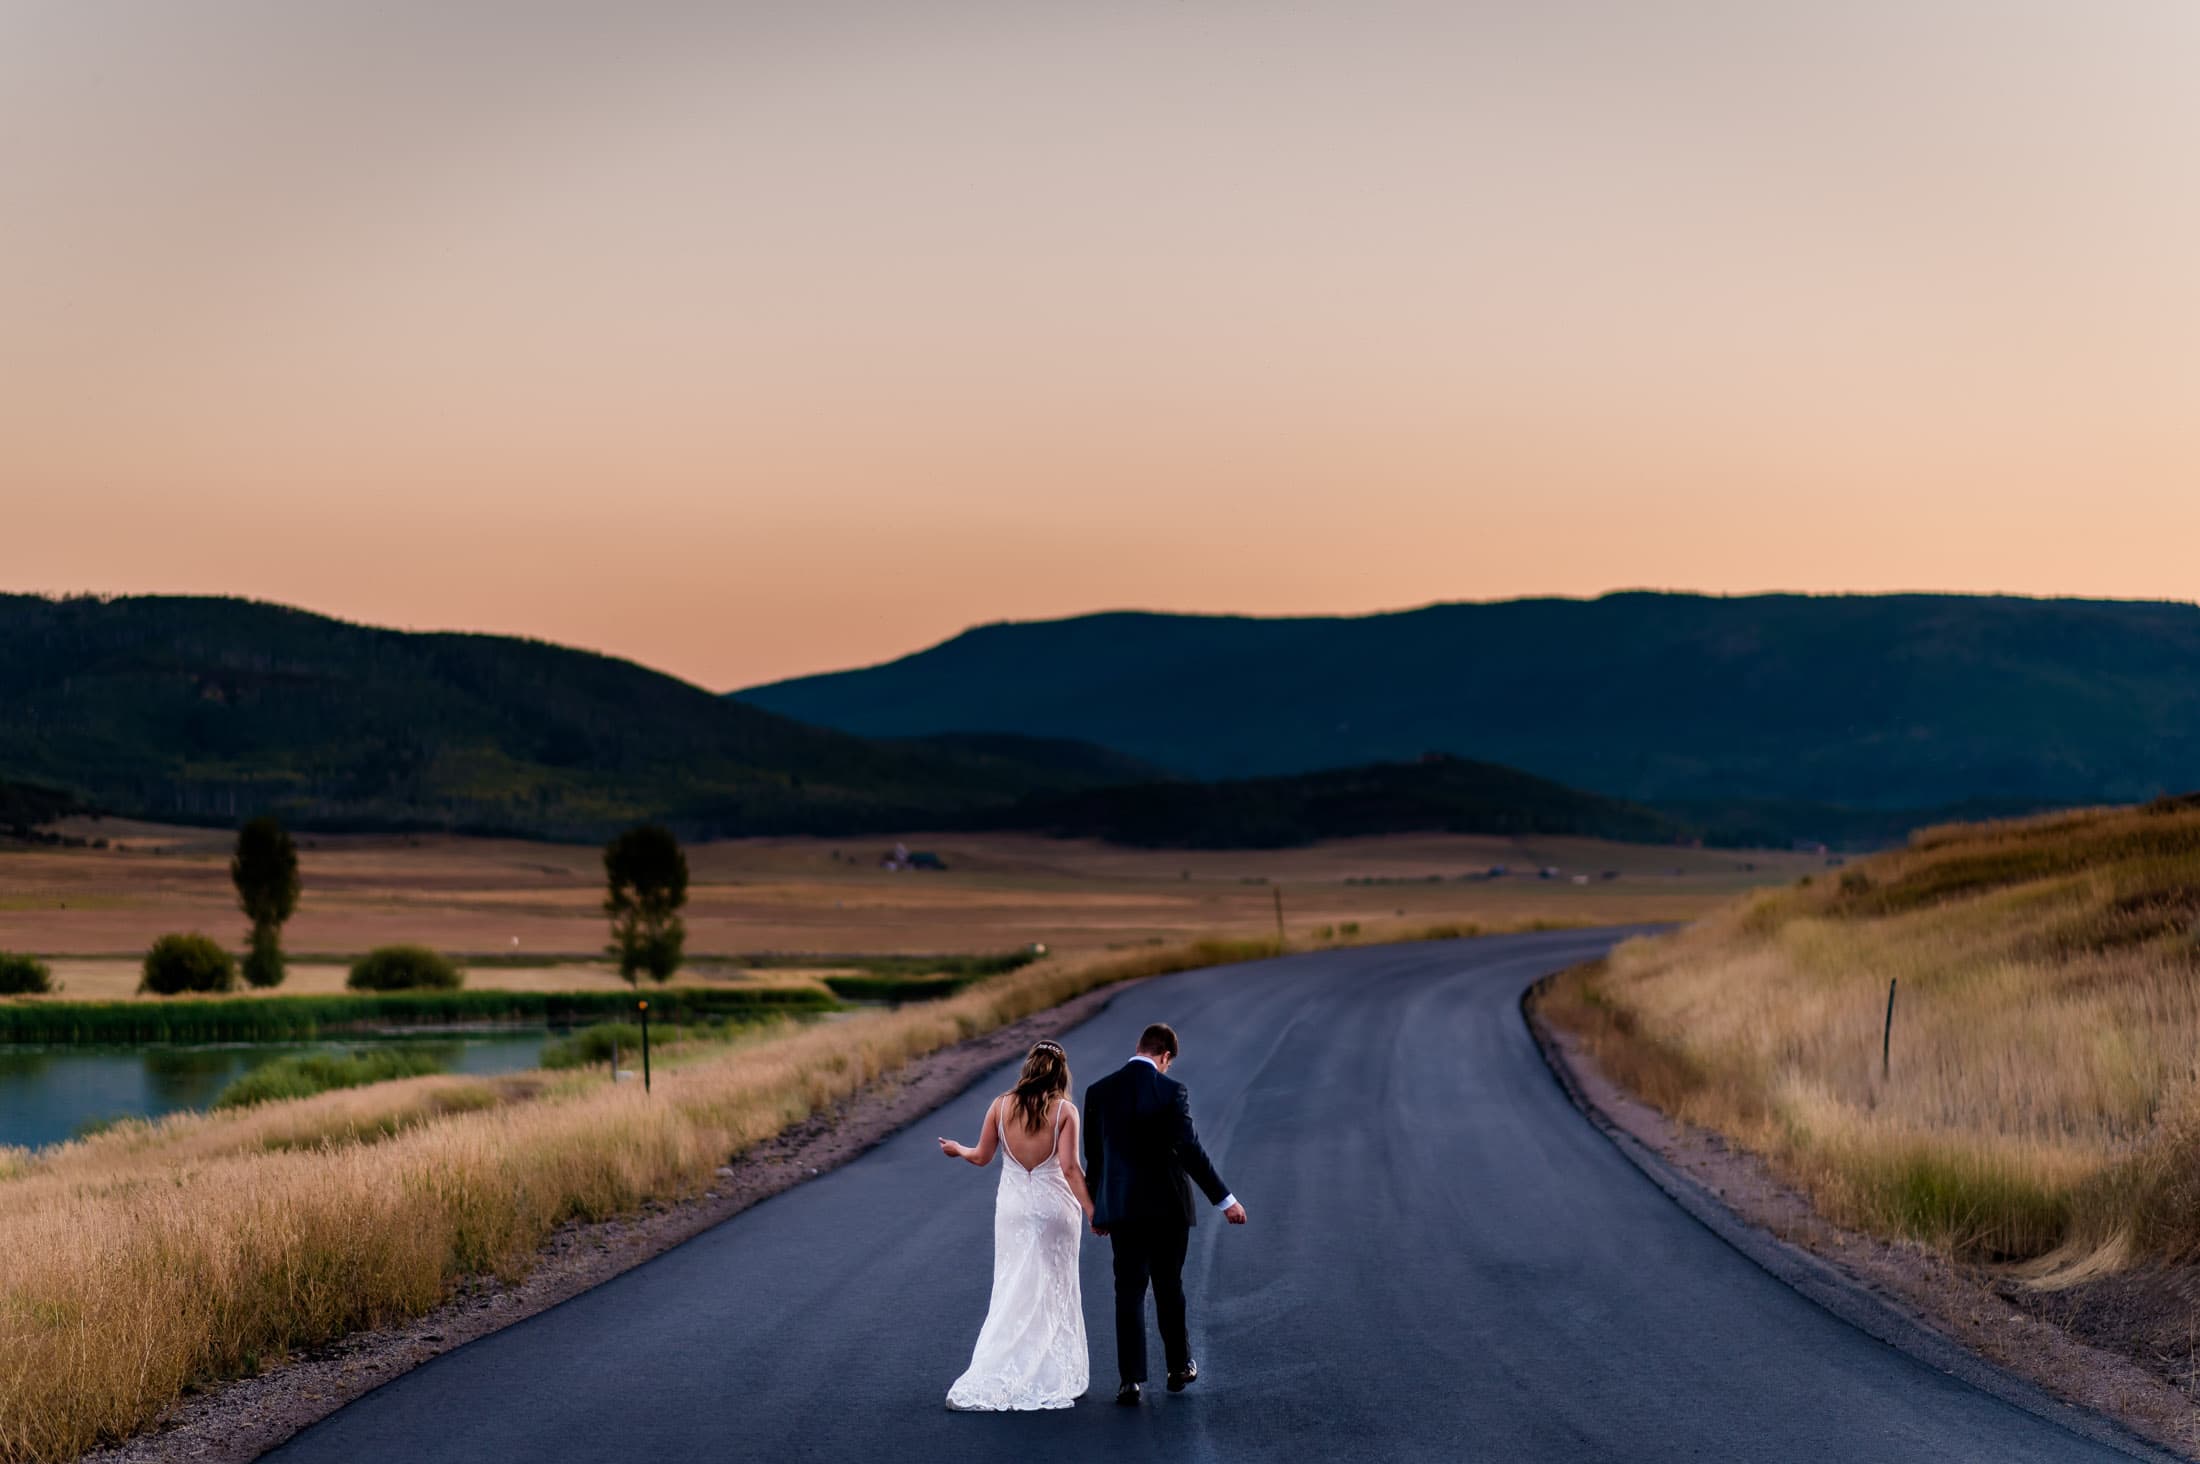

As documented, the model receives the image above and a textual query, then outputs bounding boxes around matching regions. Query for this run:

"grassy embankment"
[1536,798,2200,1273]
[0,935,1277,1463]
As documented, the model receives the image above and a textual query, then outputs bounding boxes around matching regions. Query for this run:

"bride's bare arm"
[1056,1103,1095,1220]
[936,1096,1002,1166]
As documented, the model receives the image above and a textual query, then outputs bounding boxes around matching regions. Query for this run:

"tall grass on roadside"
[1535,797,2200,1272]
[0,935,1279,1463]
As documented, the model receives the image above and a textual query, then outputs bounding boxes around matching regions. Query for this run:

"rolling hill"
[0,595,1149,840]
[737,592,2200,810]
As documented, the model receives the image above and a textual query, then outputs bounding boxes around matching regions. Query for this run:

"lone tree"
[231,816,301,989]
[604,824,688,985]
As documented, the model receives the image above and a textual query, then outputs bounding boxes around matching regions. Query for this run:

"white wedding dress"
[945,1101,1091,1410]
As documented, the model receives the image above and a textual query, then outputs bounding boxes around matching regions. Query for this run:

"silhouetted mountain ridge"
[0,595,1147,839]
[738,592,2200,809]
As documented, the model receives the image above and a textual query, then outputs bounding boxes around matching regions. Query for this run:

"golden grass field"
[1538,799,2200,1280]
[1,821,1811,996]
[0,825,1813,1462]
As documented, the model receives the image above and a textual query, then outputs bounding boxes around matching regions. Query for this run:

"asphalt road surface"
[268,931,2152,1463]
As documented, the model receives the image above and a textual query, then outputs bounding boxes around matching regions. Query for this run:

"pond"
[0,1030,554,1151]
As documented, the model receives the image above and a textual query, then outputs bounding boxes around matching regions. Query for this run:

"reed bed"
[0,936,1275,1462]
[1536,797,2200,1274]
[0,984,834,1046]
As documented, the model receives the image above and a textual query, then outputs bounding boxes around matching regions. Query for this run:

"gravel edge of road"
[1521,974,2192,1464]
[80,975,1155,1464]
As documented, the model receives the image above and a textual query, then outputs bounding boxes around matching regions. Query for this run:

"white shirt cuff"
[1216,1194,1237,1210]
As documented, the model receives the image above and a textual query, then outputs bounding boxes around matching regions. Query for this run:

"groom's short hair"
[1136,1023,1178,1059]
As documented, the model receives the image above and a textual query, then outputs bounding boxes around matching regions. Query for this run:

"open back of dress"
[944,1101,1090,1411]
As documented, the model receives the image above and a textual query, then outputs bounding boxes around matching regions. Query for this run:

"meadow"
[0,823,1807,1462]
[1537,798,2200,1277]
[1,818,1808,976]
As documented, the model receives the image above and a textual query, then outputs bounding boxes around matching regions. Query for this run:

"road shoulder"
[1524,977,2195,1463]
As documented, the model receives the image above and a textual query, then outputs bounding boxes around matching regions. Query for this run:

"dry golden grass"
[0,825,1808,1461]
[1,824,1813,975]
[0,936,1297,1462]
[1537,798,2200,1276]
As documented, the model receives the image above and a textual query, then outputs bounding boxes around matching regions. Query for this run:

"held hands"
[1223,1201,1248,1226]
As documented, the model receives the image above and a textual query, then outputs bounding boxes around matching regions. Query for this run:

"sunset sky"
[3,1,2195,689]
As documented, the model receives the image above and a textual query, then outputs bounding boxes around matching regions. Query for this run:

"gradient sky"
[3,1,2195,689]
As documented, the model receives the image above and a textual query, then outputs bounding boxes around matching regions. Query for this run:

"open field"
[0,824,1820,1462]
[1537,798,2200,1277]
[2,822,1821,996]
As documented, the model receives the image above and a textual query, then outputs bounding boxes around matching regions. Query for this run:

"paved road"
[269,932,2150,1463]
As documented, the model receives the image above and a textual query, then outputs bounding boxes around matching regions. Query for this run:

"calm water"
[0,1030,553,1151]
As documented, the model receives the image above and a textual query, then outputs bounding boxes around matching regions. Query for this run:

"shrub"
[213,1049,448,1109]
[140,934,237,995]
[0,951,54,995]
[541,1022,646,1070]
[347,945,464,992]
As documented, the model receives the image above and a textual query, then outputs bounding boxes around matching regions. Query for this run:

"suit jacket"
[1083,1058,1230,1229]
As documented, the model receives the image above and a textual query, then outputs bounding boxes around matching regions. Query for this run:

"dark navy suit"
[1083,1058,1231,1383]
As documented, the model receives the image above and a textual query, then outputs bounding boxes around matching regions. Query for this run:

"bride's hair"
[1010,1040,1070,1133]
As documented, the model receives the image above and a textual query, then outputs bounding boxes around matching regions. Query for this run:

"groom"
[1083,1022,1247,1405]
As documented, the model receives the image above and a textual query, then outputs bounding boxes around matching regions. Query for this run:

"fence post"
[639,1000,652,1094]
[1273,886,1285,948]
[1881,977,1897,1080]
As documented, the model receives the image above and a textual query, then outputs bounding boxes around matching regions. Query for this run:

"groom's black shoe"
[1167,1361,1198,1393]
[1115,1383,1142,1406]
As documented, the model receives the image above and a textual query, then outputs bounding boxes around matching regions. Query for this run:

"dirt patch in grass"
[76,972,1154,1464]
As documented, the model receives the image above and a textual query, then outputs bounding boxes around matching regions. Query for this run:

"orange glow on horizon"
[3,2,2196,688]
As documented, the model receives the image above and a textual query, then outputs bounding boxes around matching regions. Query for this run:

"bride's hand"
[937,1137,965,1159]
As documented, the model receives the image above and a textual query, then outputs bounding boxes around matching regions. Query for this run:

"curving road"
[268,932,2157,1463]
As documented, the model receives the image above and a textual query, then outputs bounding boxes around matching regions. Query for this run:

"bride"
[936,1039,1095,1410]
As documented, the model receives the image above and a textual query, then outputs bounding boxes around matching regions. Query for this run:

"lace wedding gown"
[945,1102,1090,1410]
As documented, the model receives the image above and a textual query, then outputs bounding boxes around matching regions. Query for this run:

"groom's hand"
[1223,1201,1247,1225]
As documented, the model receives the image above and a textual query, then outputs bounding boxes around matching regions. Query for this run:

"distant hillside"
[0,778,84,835]
[738,593,2200,810]
[893,732,1166,788]
[0,595,1141,840]
[1002,755,1678,849]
